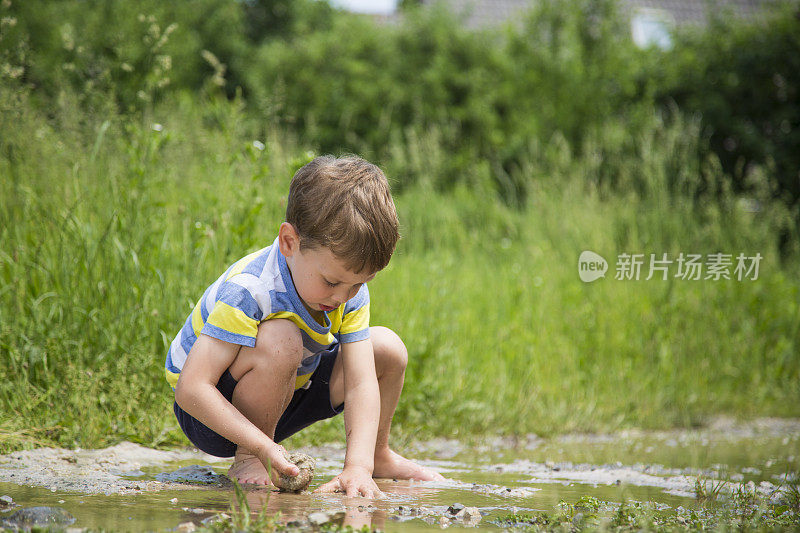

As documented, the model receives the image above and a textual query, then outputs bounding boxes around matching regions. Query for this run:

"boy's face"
[279,223,376,313]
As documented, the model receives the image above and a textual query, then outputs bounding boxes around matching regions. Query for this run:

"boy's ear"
[278,222,300,258]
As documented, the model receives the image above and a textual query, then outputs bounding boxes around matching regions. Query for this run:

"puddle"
[0,418,797,530]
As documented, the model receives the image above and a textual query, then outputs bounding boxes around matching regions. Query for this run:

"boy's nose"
[332,289,350,306]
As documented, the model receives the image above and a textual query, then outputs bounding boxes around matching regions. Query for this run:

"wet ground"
[0,417,797,530]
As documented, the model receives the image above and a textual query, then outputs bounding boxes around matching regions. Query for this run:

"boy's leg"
[226,319,304,484]
[329,326,445,481]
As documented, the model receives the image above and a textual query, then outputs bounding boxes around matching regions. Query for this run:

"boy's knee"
[235,319,303,378]
[371,326,408,373]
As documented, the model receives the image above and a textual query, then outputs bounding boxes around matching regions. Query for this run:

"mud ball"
[275,452,316,492]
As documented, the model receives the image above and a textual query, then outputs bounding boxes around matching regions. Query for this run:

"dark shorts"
[172,346,343,457]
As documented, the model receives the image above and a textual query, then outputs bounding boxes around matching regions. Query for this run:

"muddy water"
[0,418,797,531]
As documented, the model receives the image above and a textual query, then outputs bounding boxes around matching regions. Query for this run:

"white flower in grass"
[252,140,265,151]
[151,123,163,132]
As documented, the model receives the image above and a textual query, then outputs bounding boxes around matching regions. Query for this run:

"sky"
[329,0,398,15]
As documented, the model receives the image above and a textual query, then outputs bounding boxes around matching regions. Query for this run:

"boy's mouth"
[318,304,336,312]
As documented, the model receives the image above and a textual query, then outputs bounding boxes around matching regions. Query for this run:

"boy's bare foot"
[228,450,270,485]
[373,448,446,481]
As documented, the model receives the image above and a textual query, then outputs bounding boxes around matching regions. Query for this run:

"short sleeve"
[339,284,370,343]
[201,278,265,347]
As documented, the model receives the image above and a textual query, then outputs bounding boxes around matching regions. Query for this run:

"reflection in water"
[239,479,444,530]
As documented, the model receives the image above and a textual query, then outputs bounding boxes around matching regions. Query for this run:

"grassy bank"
[1,87,799,452]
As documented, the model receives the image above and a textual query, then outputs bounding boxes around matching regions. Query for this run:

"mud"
[0,442,229,495]
[0,417,796,531]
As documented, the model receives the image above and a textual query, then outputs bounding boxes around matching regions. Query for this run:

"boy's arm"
[174,334,299,480]
[316,338,383,498]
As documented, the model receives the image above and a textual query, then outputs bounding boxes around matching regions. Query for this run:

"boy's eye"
[325,280,339,287]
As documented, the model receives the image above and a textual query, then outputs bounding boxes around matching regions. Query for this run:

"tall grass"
[1,85,798,452]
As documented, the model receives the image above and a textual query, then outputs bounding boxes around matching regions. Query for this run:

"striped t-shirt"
[164,237,370,390]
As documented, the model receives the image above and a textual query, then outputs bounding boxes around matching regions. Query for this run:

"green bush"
[652,3,800,218]
[2,0,799,451]
[244,0,654,203]
[2,0,248,108]
[5,0,798,217]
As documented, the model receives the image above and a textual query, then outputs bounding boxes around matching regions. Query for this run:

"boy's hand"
[256,442,300,485]
[314,465,384,499]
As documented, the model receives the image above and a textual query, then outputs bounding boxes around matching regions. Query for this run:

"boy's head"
[285,155,399,274]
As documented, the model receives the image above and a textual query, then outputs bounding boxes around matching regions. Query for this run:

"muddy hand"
[258,443,299,484]
[314,466,384,499]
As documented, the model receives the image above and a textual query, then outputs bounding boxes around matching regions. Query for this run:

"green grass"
[1,84,799,452]
[494,488,800,531]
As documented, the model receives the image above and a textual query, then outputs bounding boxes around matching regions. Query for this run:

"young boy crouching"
[165,155,443,497]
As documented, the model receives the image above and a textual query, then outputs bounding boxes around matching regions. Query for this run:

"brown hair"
[286,155,400,273]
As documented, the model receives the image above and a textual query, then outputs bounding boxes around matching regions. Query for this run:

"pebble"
[176,521,196,532]
[201,513,229,526]
[0,495,13,506]
[0,507,76,529]
[463,507,481,526]
[447,503,465,515]
[170,498,178,504]
[155,465,224,485]
[307,511,331,526]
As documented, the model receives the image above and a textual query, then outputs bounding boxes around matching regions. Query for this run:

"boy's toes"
[228,455,270,485]
[414,466,445,482]
[427,469,446,481]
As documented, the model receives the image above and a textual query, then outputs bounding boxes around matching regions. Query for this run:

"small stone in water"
[463,507,481,526]
[1,507,75,529]
[176,521,196,532]
[447,503,465,515]
[170,498,178,504]
[0,495,13,506]
[308,511,331,526]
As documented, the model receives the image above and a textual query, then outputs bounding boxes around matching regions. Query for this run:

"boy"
[165,155,443,498]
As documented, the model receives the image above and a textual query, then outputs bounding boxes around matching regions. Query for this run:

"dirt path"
[0,442,231,495]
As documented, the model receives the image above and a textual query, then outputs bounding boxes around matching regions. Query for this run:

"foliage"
[494,485,800,531]
[245,0,651,204]
[3,0,800,216]
[652,2,800,218]
[0,0,799,452]
[1,79,798,451]
[695,475,727,503]
[241,0,336,43]
[1,0,249,106]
